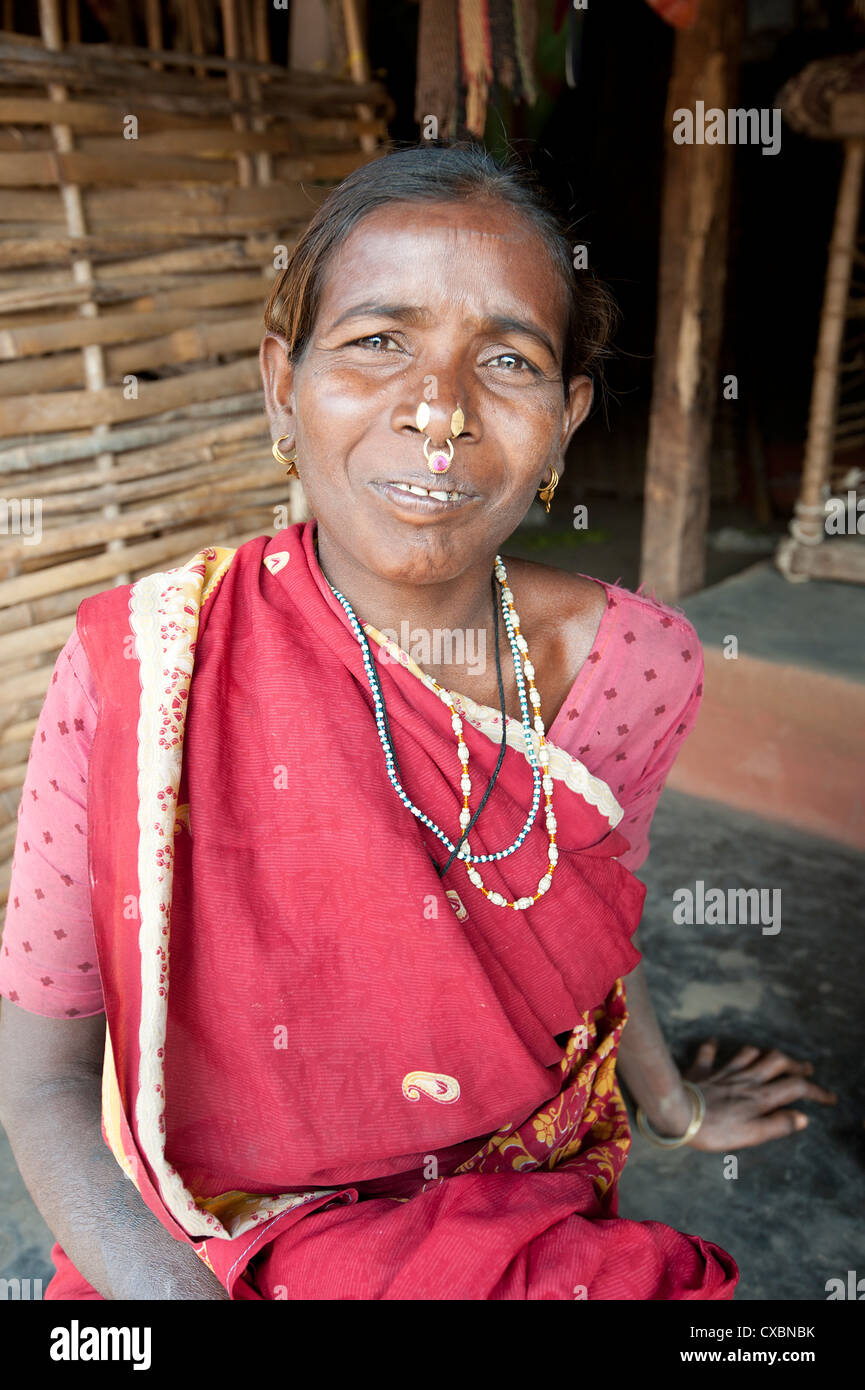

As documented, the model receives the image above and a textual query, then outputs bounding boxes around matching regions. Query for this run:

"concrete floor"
[619,789,865,1301]
[1,785,861,1299]
[680,560,865,682]
[0,1118,55,1292]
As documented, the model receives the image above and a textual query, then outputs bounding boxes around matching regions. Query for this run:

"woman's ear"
[560,373,594,453]
[260,332,296,439]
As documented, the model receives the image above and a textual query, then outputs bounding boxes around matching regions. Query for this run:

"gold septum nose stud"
[416,402,464,475]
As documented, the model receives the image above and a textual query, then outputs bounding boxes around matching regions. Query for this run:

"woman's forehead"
[319,201,564,317]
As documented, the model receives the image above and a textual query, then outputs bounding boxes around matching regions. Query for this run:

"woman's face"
[261,197,593,588]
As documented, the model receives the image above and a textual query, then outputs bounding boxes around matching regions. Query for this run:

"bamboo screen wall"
[0,22,389,903]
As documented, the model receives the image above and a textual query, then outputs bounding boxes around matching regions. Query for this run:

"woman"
[0,144,834,1301]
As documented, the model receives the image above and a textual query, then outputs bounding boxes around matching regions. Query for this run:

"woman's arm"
[617,930,837,1148]
[615,940,694,1135]
[0,1001,229,1300]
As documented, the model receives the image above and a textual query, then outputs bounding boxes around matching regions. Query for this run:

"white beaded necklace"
[326,554,558,912]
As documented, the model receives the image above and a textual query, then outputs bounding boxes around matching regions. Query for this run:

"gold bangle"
[635,1081,705,1149]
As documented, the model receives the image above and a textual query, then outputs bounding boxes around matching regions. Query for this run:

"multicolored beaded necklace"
[324,552,557,912]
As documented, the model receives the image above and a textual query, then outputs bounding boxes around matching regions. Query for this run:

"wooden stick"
[0,661,66,707]
[186,0,207,81]
[220,0,253,187]
[75,127,324,157]
[32,447,271,515]
[0,580,107,638]
[0,40,388,105]
[0,316,262,394]
[145,0,163,71]
[0,96,213,130]
[0,268,272,316]
[0,475,285,562]
[1,416,264,488]
[0,721,37,752]
[341,0,378,155]
[0,149,238,184]
[0,301,256,358]
[0,518,269,610]
[0,96,384,141]
[0,233,211,270]
[0,742,32,774]
[0,613,73,664]
[0,718,38,748]
[249,0,273,186]
[0,357,261,437]
[83,179,343,225]
[64,0,80,44]
[45,35,383,84]
[37,0,128,585]
[0,393,263,470]
[789,138,865,544]
[0,761,28,792]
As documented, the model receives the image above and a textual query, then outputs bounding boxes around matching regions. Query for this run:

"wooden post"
[639,0,744,600]
[341,0,378,154]
[775,91,865,583]
[221,0,254,187]
[790,130,865,543]
[186,0,207,81]
[38,0,130,587]
[145,0,163,71]
[249,0,273,187]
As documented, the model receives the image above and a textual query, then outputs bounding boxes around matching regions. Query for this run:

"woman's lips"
[370,479,478,515]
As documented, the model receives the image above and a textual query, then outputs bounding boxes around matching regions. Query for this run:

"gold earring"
[272,433,299,478]
[538,465,559,513]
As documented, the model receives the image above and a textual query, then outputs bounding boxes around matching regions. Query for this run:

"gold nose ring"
[415,402,464,475]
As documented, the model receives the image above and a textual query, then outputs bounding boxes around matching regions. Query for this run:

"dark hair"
[264,142,617,391]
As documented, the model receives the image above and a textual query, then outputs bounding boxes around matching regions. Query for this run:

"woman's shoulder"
[505,555,702,725]
[591,573,700,647]
[505,554,700,653]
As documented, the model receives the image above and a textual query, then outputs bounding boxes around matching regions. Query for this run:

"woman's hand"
[684,1039,837,1151]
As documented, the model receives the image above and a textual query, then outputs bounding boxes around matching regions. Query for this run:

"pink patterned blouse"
[0,572,703,1019]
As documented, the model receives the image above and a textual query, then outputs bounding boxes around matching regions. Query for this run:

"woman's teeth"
[390,482,465,501]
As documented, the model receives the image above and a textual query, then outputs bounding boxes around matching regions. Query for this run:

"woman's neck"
[314,522,517,708]
[314,524,501,652]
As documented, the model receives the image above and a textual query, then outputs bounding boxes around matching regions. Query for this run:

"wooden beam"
[639,0,745,600]
[776,535,865,584]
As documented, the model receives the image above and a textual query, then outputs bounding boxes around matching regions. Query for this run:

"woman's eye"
[351,333,398,351]
[488,352,533,372]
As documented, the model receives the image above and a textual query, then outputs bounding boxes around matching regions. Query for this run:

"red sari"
[51,521,736,1300]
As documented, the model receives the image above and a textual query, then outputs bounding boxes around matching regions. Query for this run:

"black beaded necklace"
[315,536,509,879]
